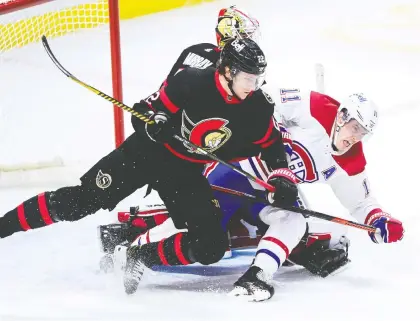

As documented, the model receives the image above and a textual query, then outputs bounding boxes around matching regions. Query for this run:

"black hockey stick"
[41,35,275,193]
[210,184,377,233]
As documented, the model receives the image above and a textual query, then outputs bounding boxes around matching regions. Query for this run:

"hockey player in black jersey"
[0,38,299,295]
[123,38,299,294]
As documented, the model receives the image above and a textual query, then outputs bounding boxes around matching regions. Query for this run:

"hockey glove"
[365,210,404,244]
[266,168,299,207]
[145,111,176,143]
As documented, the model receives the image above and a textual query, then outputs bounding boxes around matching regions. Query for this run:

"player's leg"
[130,162,258,255]
[0,132,153,239]
[109,162,252,273]
[118,161,250,245]
[116,161,256,247]
[123,161,229,294]
[231,205,307,301]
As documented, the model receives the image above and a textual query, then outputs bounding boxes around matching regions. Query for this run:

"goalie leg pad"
[288,234,351,277]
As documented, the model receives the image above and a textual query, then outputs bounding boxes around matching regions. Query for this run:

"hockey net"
[0,0,123,180]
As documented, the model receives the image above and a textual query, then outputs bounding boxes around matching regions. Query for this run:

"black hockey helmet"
[218,38,266,75]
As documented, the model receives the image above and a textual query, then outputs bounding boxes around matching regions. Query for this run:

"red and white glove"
[365,209,404,244]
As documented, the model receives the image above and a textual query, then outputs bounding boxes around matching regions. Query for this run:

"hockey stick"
[41,36,376,234]
[41,35,275,193]
[210,184,377,233]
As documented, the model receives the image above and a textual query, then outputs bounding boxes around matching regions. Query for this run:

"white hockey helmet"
[338,93,379,136]
[332,93,379,154]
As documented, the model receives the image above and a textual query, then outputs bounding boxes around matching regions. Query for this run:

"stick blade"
[41,35,72,77]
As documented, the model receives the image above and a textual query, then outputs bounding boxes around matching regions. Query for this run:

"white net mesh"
[0,0,116,180]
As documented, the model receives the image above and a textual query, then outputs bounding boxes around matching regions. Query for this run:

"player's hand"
[145,111,176,143]
[365,210,404,243]
[266,168,299,207]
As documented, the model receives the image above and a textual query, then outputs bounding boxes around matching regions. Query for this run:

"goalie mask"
[216,5,261,48]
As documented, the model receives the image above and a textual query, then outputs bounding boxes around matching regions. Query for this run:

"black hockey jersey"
[133,67,288,170]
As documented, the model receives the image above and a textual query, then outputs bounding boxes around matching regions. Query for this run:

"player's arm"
[252,92,299,207]
[258,116,289,170]
[131,69,191,142]
[329,172,404,244]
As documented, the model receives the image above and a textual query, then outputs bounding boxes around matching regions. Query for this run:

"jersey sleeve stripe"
[253,118,274,145]
[260,137,278,148]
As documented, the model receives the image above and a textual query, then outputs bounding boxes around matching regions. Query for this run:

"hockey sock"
[0,192,55,238]
[139,232,194,267]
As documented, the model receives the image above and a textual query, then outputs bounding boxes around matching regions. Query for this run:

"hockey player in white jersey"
[224,89,404,300]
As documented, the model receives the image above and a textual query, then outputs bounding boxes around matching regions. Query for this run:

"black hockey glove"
[145,111,176,143]
[266,168,299,207]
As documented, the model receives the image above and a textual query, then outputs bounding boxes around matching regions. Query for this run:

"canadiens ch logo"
[289,141,318,183]
[181,111,232,153]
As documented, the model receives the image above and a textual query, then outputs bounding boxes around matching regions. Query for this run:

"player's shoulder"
[249,88,275,116]
[253,87,275,106]
[310,91,340,110]
[183,42,218,52]
[169,66,216,88]
[180,42,219,64]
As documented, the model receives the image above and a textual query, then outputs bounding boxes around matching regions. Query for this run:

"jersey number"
[280,88,301,103]
[145,91,160,105]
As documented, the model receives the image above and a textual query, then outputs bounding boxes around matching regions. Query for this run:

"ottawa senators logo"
[181,111,232,153]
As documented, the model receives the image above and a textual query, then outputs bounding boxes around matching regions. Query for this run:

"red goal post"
[0,0,124,172]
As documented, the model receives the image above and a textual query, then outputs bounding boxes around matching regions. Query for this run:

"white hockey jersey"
[239,87,382,224]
